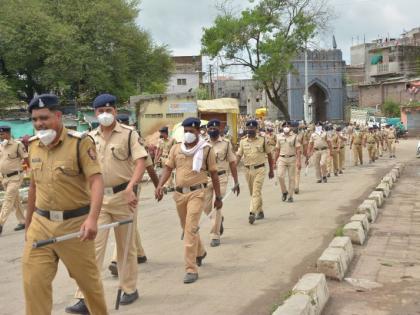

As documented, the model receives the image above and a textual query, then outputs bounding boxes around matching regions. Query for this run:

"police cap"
[207,119,221,128]
[28,94,59,113]
[92,93,116,109]
[182,117,201,128]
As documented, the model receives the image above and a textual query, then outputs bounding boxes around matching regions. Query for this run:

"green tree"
[0,0,172,104]
[383,100,401,118]
[201,0,331,120]
[0,75,16,108]
[196,87,210,100]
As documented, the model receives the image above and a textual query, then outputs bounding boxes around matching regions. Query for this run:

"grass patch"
[270,290,293,314]
[335,225,344,237]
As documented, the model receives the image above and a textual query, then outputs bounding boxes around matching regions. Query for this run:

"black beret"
[282,121,291,127]
[207,119,220,128]
[93,93,116,109]
[246,119,258,127]
[28,94,59,113]
[0,126,11,132]
[159,126,169,133]
[315,121,324,126]
[336,126,342,131]
[182,117,201,128]
[116,113,130,124]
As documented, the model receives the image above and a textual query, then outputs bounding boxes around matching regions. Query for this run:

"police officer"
[155,126,177,191]
[329,125,340,176]
[385,124,397,158]
[366,127,378,163]
[294,122,308,194]
[336,127,347,174]
[203,119,239,247]
[350,125,366,166]
[23,94,107,315]
[108,115,159,276]
[67,94,147,313]
[274,121,301,202]
[237,119,274,224]
[265,123,277,153]
[0,126,28,234]
[155,117,222,284]
[307,122,332,183]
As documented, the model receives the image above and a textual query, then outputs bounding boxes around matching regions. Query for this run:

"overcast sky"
[136,0,419,77]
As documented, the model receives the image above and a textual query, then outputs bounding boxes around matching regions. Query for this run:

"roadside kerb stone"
[292,273,329,315]
[350,214,370,233]
[375,182,390,198]
[382,176,393,189]
[388,170,398,183]
[317,247,348,281]
[343,221,366,245]
[272,294,314,315]
[357,200,378,223]
[328,236,354,266]
[368,191,384,208]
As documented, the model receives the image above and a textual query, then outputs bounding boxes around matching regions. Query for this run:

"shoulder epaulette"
[67,130,87,139]
[29,135,39,143]
[120,124,135,131]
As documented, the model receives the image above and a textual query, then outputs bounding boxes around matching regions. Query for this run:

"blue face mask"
[208,129,220,138]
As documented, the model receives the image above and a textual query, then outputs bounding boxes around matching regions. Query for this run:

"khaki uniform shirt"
[309,132,329,149]
[351,132,364,145]
[0,138,28,174]
[208,137,236,172]
[90,122,148,188]
[265,133,277,148]
[366,133,377,144]
[166,143,217,187]
[330,134,340,149]
[386,129,396,140]
[158,137,176,159]
[276,133,300,156]
[29,127,101,211]
[237,135,271,166]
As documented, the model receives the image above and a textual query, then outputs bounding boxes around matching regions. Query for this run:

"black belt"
[280,155,295,158]
[333,147,338,149]
[245,163,265,169]
[109,182,138,194]
[4,171,19,177]
[388,138,395,140]
[217,170,226,176]
[314,147,327,151]
[354,144,361,146]
[367,142,376,144]
[340,146,345,149]
[176,183,207,194]
[36,206,90,221]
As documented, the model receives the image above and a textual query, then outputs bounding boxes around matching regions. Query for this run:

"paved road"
[0,139,417,315]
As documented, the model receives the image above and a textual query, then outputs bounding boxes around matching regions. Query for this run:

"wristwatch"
[215,196,223,202]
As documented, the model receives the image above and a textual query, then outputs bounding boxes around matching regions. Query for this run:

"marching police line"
[0,93,399,315]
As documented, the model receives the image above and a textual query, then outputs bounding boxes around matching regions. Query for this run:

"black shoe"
[282,192,288,201]
[323,177,327,183]
[287,197,294,203]
[220,216,224,236]
[256,211,264,220]
[108,261,118,276]
[120,290,139,305]
[196,252,207,267]
[248,213,256,224]
[0,225,3,235]
[65,299,89,314]
[317,179,322,183]
[334,172,338,176]
[294,188,299,194]
[210,239,220,247]
[14,223,25,231]
[137,256,147,264]
[327,173,331,177]
[339,170,343,174]
[184,273,198,284]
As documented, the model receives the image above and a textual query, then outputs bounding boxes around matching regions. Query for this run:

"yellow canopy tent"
[255,107,267,118]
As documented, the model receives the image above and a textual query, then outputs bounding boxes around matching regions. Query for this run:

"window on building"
[166,113,184,118]
[144,113,163,118]
[177,78,187,85]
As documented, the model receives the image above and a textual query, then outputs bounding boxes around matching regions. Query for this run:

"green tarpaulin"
[371,55,383,65]
[0,120,34,138]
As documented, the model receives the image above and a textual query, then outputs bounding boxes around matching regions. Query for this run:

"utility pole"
[304,45,310,123]
[209,65,214,99]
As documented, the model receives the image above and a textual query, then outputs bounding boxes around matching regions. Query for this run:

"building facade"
[166,56,203,94]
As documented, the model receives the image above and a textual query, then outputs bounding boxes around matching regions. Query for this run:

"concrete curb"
[357,200,378,223]
[343,221,366,245]
[375,182,390,198]
[317,247,348,281]
[350,214,370,234]
[382,176,393,189]
[367,191,384,208]
[272,294,314,315]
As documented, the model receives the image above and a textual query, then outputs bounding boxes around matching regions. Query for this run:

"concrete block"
[368,191,384,208]
[357,200,378,223]
[351,214,370,233]
[343,221,366,245]
[292,273,329,315]
[388,171,398,183]
[272,294,315,315]
[382,176,393,189]
[317,247,348,281]
[375,183,390,198]
[328,236,354,266]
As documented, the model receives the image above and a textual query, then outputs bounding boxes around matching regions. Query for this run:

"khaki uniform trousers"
[203,174,228,240]
[75,192,138,299]
[338,148,345,171]
[367,144,376,161]
[0,175,25,226]
[294,156,301,191]
[111,211,145,262]
[313,150,328,180]
[174,189,206,274]
[245,166,265,214]
[387,140,396,156]
[331,150,339,173]
[327,154,333,174]
[23,213,107,315]
[278,157,296,197]
[352,144,363,165]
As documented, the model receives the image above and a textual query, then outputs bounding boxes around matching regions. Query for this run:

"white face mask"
[184,132,197,144]
[37,129,57,146]
[283,127,290,134]
[97,112,115,127]
[1,139,8,146]
[200,130,206,135]
[315,126,323,134]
